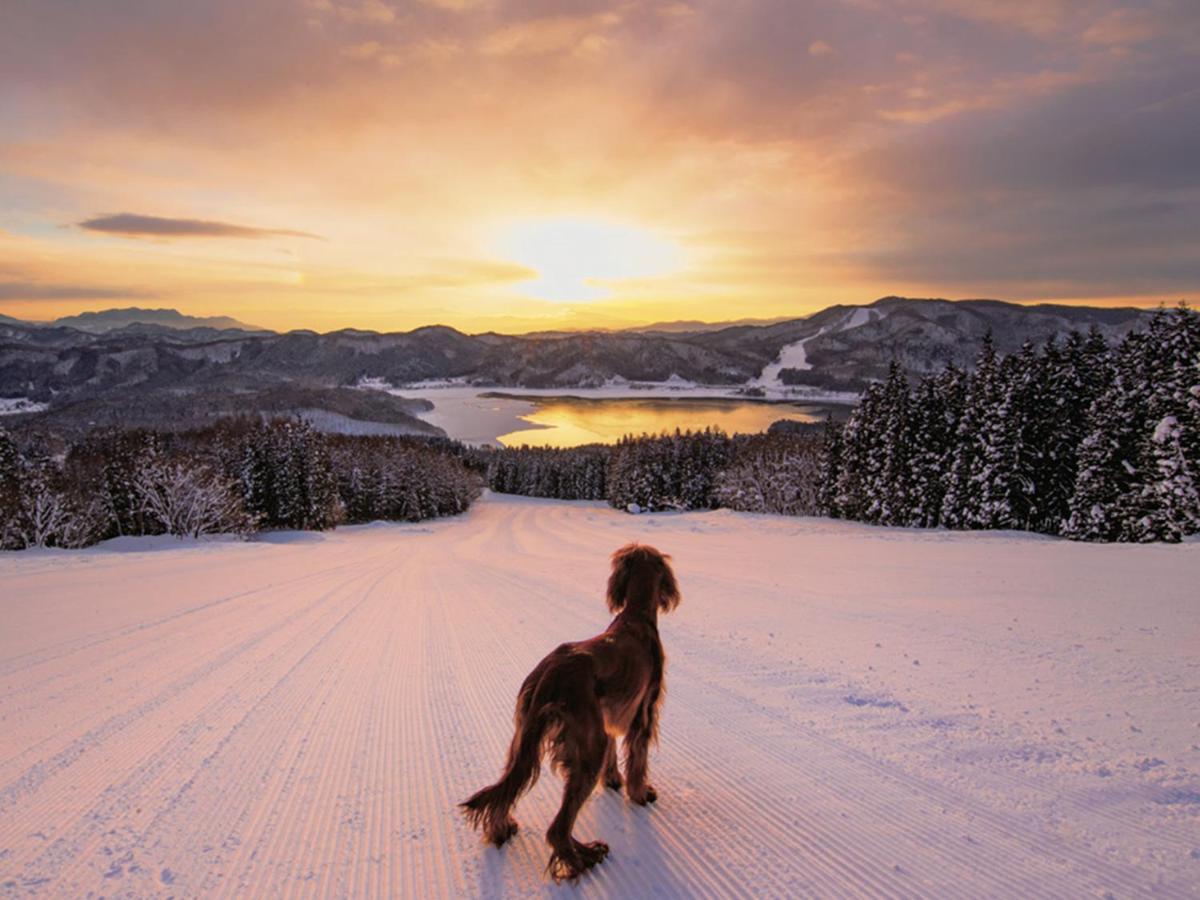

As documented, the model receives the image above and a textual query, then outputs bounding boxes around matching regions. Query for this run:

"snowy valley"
[1,494,1197,897]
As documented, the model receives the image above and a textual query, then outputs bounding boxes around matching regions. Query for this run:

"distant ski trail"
[1,495,1197,897]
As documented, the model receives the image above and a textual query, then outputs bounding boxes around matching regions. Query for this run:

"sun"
[496,216,681,302]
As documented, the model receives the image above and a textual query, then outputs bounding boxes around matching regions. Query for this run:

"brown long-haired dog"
[460,543,681,882]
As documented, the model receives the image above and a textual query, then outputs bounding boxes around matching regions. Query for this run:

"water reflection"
[496,399,833,448]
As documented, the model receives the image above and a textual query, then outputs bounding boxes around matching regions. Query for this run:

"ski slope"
[2,494,1198,897]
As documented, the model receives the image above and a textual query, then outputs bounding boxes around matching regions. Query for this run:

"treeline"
[479,428,824,516]
[822,306,1199,542]
[0,418,482,549]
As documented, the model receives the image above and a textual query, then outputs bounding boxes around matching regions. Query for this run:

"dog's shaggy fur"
[460,543,681,882]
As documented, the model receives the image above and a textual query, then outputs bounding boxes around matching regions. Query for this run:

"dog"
[460,543,681,882]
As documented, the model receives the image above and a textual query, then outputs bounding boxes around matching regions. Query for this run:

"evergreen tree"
[942,334,1000,528]
[1065,328,1153,540]
[868,362,913,526]
[906,366,962,527]
[817,421,843,517]
[0,428,23,549]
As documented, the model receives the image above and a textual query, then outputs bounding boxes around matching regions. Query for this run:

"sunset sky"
[1,0,1197,333]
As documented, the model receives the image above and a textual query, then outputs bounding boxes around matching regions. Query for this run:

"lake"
[400,387,846,448]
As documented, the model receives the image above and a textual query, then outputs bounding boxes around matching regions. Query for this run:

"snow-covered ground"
[753,308,881,394]
[1,495,1198,897]
[0,398,48,417]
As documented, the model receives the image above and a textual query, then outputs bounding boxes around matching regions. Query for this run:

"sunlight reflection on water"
[496,398,832,448]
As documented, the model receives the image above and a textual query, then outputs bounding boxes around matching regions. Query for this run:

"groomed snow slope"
[1,495,1198,897]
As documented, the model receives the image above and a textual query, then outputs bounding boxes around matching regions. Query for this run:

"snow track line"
[668,569,1200,864]
[1,559,398,894]
[0,550,402,780]
[0,541,405,680]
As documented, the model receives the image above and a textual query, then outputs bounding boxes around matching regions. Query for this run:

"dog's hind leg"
[602,736,623,791]
[545,711,609,882]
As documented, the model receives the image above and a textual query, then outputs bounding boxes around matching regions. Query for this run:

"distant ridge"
[622,316,797,334]
[49,307,268,333]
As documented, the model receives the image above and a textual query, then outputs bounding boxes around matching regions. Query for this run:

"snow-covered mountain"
[0,296,1156,432]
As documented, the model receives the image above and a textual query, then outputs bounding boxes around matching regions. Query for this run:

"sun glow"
[496,216,682,302]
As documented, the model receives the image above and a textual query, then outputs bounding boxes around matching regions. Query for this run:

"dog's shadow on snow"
[472,787,691,897]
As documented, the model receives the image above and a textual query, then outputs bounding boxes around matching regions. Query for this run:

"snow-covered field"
[2,495,1198,897]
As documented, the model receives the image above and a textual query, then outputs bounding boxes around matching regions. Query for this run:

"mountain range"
[11,307,267,334]
[0,296,1157,437]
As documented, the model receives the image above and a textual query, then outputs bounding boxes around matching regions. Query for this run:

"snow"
[0,397,48,417]
[752,308,881,396]
[373,380,859,407]
[1155,415,1179,443]
[295,408,432,437]
[753,327,827,387]
[2,494,1197,896]
[840,306,876,330]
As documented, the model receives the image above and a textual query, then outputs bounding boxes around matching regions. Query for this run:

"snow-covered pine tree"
[942,334,1000,529]
[834,383,884,521]
[817,420,843,517]
[1064,327,1153,540]
[1139,415,1200,541]
[1130,306,1200,540]
[867,362,913,526]
[975,343,1040,530]
[0,428,24,549]
[906,365,962,527]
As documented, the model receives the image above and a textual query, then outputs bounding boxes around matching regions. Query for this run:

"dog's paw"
[547,841,609,882]
[604,775,624,791]
[576,839,610,867]
[628,784,657,805]
[487,818,519,846]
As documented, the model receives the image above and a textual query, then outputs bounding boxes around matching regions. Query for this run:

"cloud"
[1080,8,1162,46]
[480,12,622,57]
[78,213,321,240]
[2,0,1198,328]
[0,281,155,301]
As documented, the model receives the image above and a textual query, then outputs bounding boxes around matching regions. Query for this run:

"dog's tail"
[460,701,562,841]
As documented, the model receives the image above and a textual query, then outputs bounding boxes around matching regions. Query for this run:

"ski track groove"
[4,558,396,895]
[0,542,402,681]
[0,556,400,783]
[1,496,1196,898]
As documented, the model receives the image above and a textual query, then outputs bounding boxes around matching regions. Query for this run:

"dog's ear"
[658,554,681,613]
[607,544,637,613]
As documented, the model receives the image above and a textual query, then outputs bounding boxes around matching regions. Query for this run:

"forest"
[0,419,482,549]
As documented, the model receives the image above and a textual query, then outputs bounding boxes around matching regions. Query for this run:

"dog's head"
[607,543,680,614]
